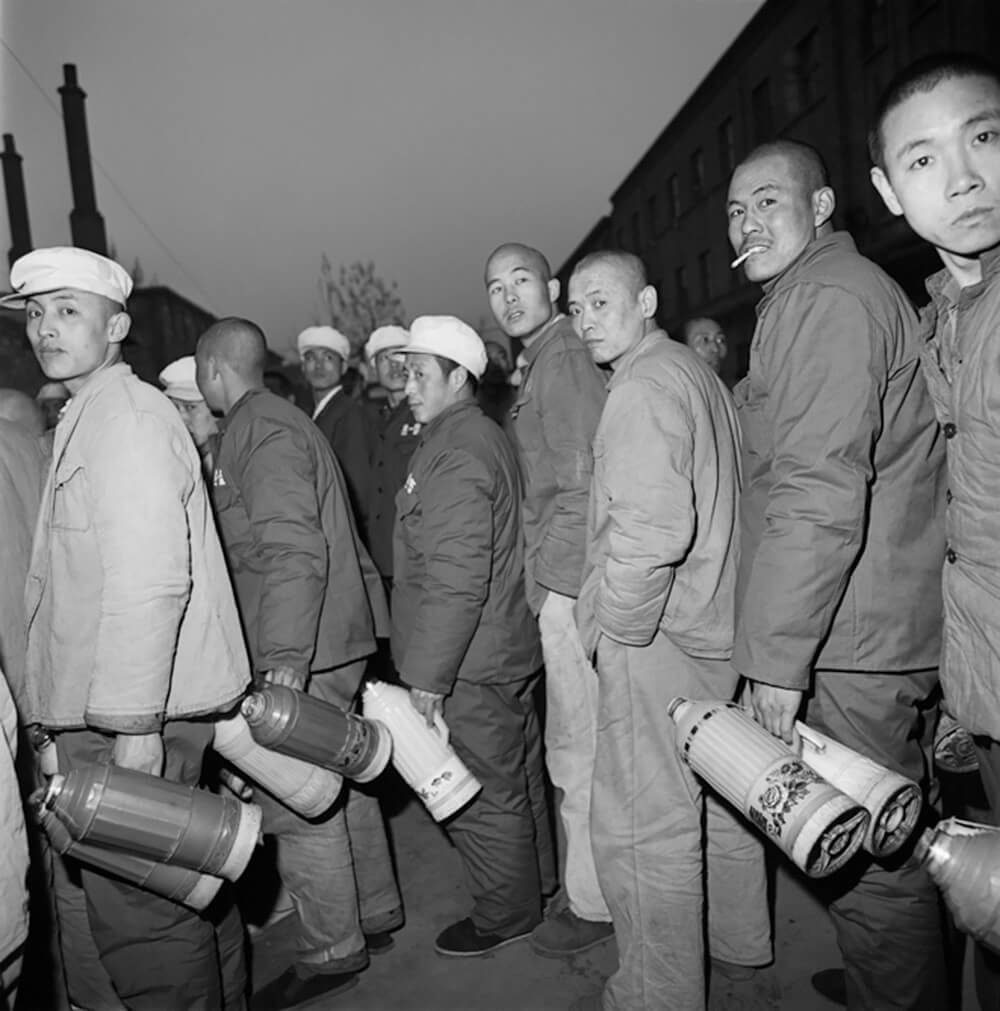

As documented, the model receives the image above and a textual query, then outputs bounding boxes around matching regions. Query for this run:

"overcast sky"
[2,0,763,352]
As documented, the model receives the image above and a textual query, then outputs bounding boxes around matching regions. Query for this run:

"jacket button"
[944,422,957,439]
[946,489,952,504]
[946,547,957,563]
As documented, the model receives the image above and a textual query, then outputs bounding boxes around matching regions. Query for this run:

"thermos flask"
[241,685,391,783]
[213,712,343,818]
[39,763,261,883]
[796,721,922,857]
[668,697,869,877]
[917,818,1000,953]
[39,806,223,911]
[361,680,481,822]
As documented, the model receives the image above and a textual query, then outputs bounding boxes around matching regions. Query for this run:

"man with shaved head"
[196,318,401,1009]
[484,242,612,957]
[567,250,772,1010]
[2,247,251,1007]
[727,141,948,1008]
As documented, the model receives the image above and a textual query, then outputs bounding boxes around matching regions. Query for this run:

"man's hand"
[264,665,307,691]
[113,732,165,776]
[410,688,445,728]
[540,590,576,627]
[750,683,804,746]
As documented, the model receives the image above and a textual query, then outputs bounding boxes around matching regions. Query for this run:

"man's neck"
[519,307,559,349]
[225,380,262,415]
[311,384,341,406]
[939,248,984,289]
[386,388,406,408]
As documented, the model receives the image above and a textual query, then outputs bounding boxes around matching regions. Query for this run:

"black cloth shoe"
[811,968,847,1006]
[434,916,534,957]
[365,930,395,955]
[251,967,359,1010]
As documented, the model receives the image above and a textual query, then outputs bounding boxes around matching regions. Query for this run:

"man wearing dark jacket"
[485,243,612,958]
[392,315,554,958]
[197,318,401,1010]
[728,141,947,1010]
[297,325,375,530]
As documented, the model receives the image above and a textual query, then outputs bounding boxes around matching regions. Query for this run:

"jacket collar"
[51,361,134,471]
[925,243,1000,310]
[221,386,268,431]
[606,329,666,390]
[420,398,480,439]
[757,231,856,310]
[521,312,567,368]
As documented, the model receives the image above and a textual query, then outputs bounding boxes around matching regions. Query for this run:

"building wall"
[558,0,999,386]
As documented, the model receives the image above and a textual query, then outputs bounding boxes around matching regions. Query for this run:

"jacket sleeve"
[86,415,194,733]
[235,419,328,677]
[595,378,696,647]
[399,449,492,696]
[733,284,882,689]
[534,347,606,599]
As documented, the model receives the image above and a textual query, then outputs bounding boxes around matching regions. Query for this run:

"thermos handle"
[795,723,825,754]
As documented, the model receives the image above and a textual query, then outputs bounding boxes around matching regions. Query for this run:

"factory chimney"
[59,64,107,255]
[1,134,33,268]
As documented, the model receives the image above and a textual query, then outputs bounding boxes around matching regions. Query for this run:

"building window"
[675,265,689,314]
[784,30,819,117]
[666,173,681,227]
[691,148,706,199]
[752,79,772,143]
[863,0,889,57]
[631,211,641,251]
[718,118,736,178]
[698,251,712,301]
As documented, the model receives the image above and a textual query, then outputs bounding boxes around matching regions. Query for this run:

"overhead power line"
[0,37,218,309]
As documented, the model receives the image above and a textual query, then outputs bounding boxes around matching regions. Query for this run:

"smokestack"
[59,64,107,255]
[1,134,33,268]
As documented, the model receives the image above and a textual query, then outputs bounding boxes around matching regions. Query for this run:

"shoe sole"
[367,938,395,956]
[530,931,615,959]
[434,930,532,958]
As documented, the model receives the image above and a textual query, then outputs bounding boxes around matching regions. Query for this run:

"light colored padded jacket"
[922,246,1000,737]
[577,330,741,659]
[24,363,250,732]
[0,668,28,964]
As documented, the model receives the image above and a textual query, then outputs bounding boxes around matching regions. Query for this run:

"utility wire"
[0,36,218,309]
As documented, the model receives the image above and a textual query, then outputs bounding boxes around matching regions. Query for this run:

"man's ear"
[638,284,658,320]
[870,166,904,217]
[107,311,132,345]
[812,186,836,229]
[547,277,561,305]
[449,365,471,392]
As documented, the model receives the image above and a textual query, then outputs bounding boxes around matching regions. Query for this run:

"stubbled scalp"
[868,52,1000,169]
[198,317,268,382]
[735,140,830,195]
[570,250,647,297]
[484,243,552,284]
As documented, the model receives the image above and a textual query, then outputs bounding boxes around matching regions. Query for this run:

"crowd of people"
[0,49,999,1011]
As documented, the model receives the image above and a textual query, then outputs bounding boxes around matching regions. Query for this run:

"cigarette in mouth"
[730,247,764,269]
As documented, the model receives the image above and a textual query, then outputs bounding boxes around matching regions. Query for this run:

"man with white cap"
[363,325,420,593]
[3,246,252,1009]
[297,325,374,528]
[391,315,554,957]
[159,355,218,476]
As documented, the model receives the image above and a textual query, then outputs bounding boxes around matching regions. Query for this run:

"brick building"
[557,0,1000,385]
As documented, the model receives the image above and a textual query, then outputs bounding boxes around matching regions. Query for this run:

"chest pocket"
[394,481,421,526]
[211,472,254,552]
[733,377,769,466]
[52,465,91,532]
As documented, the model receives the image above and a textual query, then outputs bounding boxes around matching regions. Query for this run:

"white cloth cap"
[365,325,409,364]
[158,356,203,403]
[406,316,488,380]
[296,325,350,361]
[1,246,133,308]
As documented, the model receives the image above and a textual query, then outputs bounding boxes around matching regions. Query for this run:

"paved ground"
[247,774,924,1011]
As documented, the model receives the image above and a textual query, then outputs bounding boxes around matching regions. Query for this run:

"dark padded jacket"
[313,390,375,533]
[391,399,541,695]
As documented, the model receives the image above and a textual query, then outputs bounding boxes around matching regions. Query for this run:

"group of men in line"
[0,49,999,1011]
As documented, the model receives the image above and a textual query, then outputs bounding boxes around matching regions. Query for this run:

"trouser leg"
[0,947,22,1011]
[809,669,948,1011]
[444,676,545,936]
[591,632,740,1011]
[342,785,403,934]
[972,738,1000,1011]
[524,679,558,899]
[538,605,608,921]
[255,788,368,974]
[56,723,227,1011]
[212,896,248,1010]
[704,793,772,966]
